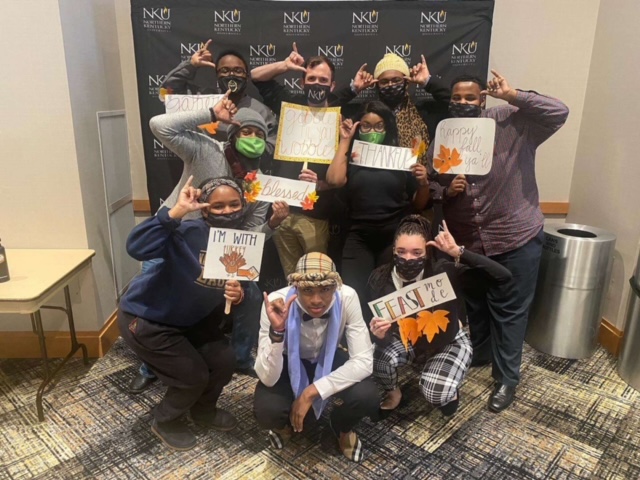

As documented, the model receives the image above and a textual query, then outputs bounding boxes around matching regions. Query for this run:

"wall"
[567,0,640,330]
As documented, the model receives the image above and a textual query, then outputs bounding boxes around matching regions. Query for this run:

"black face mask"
[448,102,482,118]
[393,254,426,280]
[378,82,407,106]
[204,209,245,229]
[304,84,331,106]
[218,76,247,96]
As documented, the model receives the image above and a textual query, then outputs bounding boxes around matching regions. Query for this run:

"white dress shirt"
[254,285,374,400]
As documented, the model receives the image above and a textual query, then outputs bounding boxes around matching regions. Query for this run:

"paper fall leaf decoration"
[159,87,173,102]
[398,310,451,350]
[411,136,427,158]
[434,145,463,174]
[301,191,319,210]
[197,122,219,135]
[416,310,450,342]
[242,170,262,203]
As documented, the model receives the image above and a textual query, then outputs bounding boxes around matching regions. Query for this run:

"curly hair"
[355,100,399,147]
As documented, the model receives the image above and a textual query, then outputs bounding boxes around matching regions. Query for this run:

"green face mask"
[359,131,386,144]
[235,136,266,159]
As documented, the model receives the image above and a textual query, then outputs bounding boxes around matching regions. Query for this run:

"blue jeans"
[137,280,262,377]
[466,228,544,386]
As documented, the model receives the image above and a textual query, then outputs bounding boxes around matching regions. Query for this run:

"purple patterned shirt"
[428,91,569,256]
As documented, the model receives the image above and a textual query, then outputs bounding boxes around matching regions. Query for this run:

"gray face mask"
[204,209,245,229]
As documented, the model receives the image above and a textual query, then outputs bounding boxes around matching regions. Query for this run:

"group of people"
[116,40,569,460]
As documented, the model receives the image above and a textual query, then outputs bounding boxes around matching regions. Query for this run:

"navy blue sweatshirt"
[120,207,228,327]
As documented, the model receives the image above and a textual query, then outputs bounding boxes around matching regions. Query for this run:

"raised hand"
[168,175,209,219]
[370,317,392,340]
[263,292,297,331]
[409,54,431,86]
[352,64,377,93]
[213,90,241,125]
[268,201,290,229]
[426,220,461,258]
[481,69,517,102]
[447,174,468,197]
[285,42,307,73]
[191,39,216,69]
[339,118,359,141]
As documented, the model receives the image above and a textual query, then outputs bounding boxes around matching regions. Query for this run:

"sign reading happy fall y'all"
[203,228,266,281]
[368,272,457,321]
[432,118,496,175]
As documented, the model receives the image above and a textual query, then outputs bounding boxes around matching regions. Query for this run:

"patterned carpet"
[1,339,640,480]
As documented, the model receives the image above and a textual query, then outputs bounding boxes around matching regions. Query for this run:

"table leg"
[32,310,50,421]
[64,286,89,365]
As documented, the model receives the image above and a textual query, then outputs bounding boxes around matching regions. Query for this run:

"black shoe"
[235,366,258,378]
[439,389,460,417]
[128,373,157,394]
[151,418,196,451]
[488,383,516,413]
[191,407,238,431]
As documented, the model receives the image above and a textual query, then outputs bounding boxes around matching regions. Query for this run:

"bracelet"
[269,326,285,336]
[455,246,465,267]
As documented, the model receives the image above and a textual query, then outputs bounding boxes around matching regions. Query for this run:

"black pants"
[253,349,379,433]
[342,222,398,324]
[118,309,236,423]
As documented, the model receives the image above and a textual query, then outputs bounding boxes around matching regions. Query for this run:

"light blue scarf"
[285,288,342,419]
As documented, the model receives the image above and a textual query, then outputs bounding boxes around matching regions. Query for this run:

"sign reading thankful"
[274,102,340,164]
[432,118,496,175]
[351,140,417,171]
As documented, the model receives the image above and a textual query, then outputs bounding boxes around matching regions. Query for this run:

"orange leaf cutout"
[433,145,463,174]
[416,310,450,342]
[159,87,173,101]
[398,317,420,351]
[198,122,219,135]
[301,195,315,211]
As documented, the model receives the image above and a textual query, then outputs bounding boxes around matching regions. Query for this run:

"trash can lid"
[543,223,616,243]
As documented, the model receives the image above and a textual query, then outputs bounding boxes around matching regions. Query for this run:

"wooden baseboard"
[0,310,119,359]
[133,199,570,216]
[598,317,623,357]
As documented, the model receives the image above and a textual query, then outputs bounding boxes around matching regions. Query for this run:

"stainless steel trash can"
[526,224,616,359]
[617,251,640,390]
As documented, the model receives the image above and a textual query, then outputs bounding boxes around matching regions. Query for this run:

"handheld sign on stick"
[203,228,266,314]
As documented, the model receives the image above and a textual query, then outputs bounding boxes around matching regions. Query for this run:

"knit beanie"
[227,108,268,141]
[287,252,342,288]
[198,177,245,205]
[373,53,410,79]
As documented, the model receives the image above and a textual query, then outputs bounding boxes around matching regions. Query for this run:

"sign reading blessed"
[351,140,417,171]
[243,172,318,210]
[274,102,340,164]
[203,228,266,281]
[368,273,456,321]
[164,94,224,115]
[433,118,496,175]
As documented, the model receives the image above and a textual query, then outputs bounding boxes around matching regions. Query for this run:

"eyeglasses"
[217,67,247,77]
[359,123,385,133]
[377,77,405,88]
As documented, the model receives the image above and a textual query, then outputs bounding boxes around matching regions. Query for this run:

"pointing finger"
[292,41,299,53]
[357,63,367,73]
[204,39,212,50]
[421,54,427,65]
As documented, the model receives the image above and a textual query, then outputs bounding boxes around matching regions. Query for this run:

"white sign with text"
[165,94,224,114]
[351,140,417,171]
[203,228,266,281]
[433,118,496,175]
[254,174,317,208]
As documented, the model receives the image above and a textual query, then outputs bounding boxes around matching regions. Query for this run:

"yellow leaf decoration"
[416,310,450,342]
[411,136,427,157]
[307,191,319,202]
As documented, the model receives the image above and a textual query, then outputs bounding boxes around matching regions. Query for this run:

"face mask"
[448,102,482,118]
[204,209,245,229]
[304,84,331,106]
[235,137,266,159]
[358,131,386,144]
[393,254,426,280]
[218,76,247,95]
[378,82,407,105]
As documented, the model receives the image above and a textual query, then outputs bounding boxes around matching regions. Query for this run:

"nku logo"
[421,10,447,24]
[386,44,412,57]
[180,42,205,56]
[318,44,344,58]
[352,10,378,24]
[284,78,303,91]
[148,75,167,87]
[250,44,276,57]
[143,7,170,20]
[452,42,478,55]
[214,10,240,23]
[283,11,310,25]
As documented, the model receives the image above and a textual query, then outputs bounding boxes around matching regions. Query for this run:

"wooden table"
[0,249,95,421]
